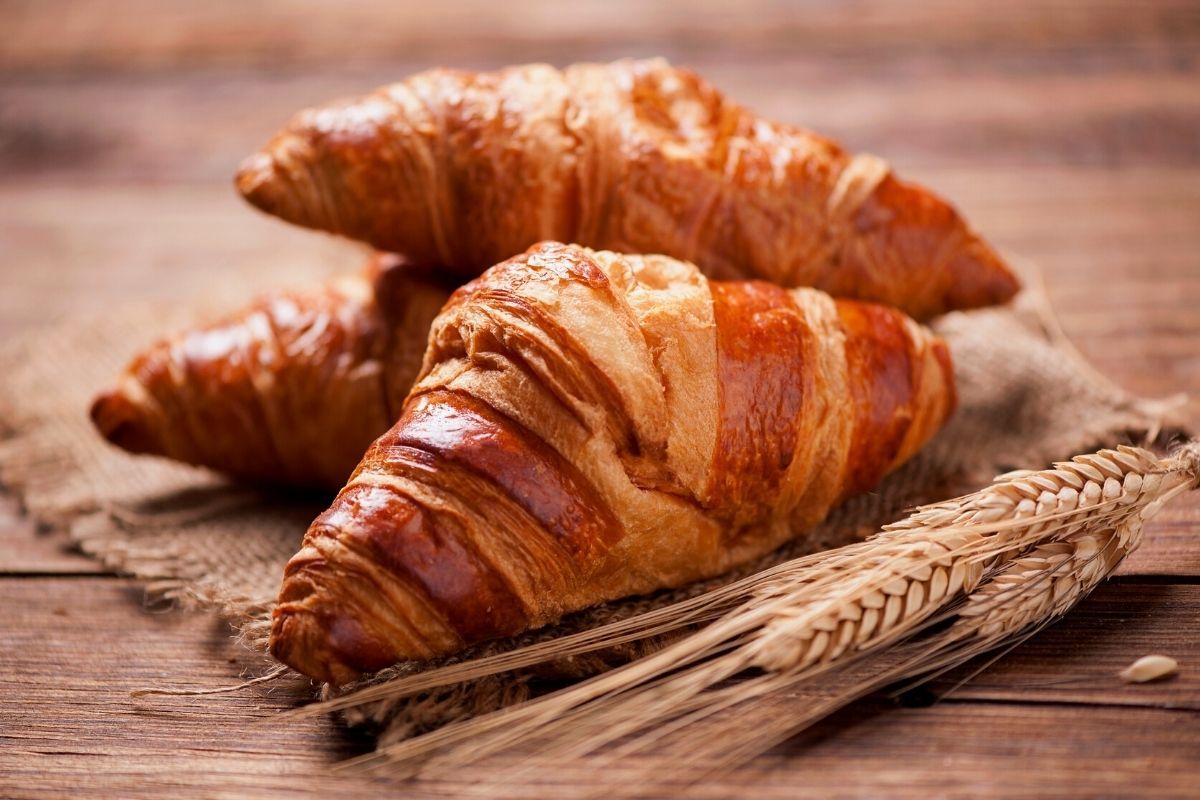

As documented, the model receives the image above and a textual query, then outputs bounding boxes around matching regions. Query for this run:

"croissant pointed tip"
[90,389,159,456]
[270,606,363,687]
[271,556,406,687]
[234,152,284,215]
[945,239,1022,313]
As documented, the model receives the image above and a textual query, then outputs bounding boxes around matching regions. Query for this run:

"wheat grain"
[1119,654,1179,683]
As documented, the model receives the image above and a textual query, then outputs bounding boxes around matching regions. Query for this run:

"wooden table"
[2,2,1198,797]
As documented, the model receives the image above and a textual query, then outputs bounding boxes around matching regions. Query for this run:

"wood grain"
[4,0,1197,73]
[0,1,1197,797]
[1120,498,1200,576]
[0,578,382,799]
[4,60,1199,186]
[935,584,1200,709]
[1,579,1196,799]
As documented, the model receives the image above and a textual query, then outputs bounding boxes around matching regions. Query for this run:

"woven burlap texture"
[0,260,1181,734]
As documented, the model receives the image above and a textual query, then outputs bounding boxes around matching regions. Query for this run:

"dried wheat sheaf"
[300,442,1198,789]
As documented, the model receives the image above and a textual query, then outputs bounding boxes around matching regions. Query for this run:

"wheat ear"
[323,443,1196,786]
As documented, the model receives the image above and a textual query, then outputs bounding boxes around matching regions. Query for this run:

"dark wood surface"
[1,2,1198,797]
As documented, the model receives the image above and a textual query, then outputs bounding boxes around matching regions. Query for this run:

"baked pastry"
[237,58,1018,320]
[270,242,957,684]
[90,255,450,489]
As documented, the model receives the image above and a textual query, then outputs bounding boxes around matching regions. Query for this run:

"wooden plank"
[1121,494,1200,577]
[1,578,1197,798]
[4,0,1197,73]
[0,183,363,339]
[740,702,1198,799]
[919,167,1200,427]
[933,583,1199,708]
[6,703,1195,799]
[0,577,382,799]
[0,3,1195,796]
[3,59,1199,188]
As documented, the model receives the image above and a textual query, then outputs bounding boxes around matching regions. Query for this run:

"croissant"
[237,58,1018,321]
[90,255,451,489]
[270,242,957,685]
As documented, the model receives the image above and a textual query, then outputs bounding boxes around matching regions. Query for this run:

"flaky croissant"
[270,242,957,685]
[237,58,1018,321]
[90,255,450,489]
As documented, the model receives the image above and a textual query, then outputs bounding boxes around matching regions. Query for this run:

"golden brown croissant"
[237,58,1018,321]
[270,242,957,685]
[90,255,451,489]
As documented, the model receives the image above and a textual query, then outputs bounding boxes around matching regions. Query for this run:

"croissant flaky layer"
[271,242,957,685]
[237,58,1018,321]
[90,255,450,489]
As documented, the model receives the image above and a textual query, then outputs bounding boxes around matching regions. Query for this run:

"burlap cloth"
[0,259,1186,739]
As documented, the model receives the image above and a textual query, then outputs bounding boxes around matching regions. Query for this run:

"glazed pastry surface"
[271,242,957,684]
[237,59,1018,320]
[90,255,450,489]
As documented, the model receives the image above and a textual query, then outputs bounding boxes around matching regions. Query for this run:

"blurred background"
[1,0,1197,409]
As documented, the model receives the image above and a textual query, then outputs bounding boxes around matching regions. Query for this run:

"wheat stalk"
[315,442,1197,788]
[644,517,1148,787]
[745,444,1175,673]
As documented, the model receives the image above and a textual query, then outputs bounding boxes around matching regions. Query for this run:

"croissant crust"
[89,255,451,489]
[237,58,1018,320]
[270,242,957,684]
